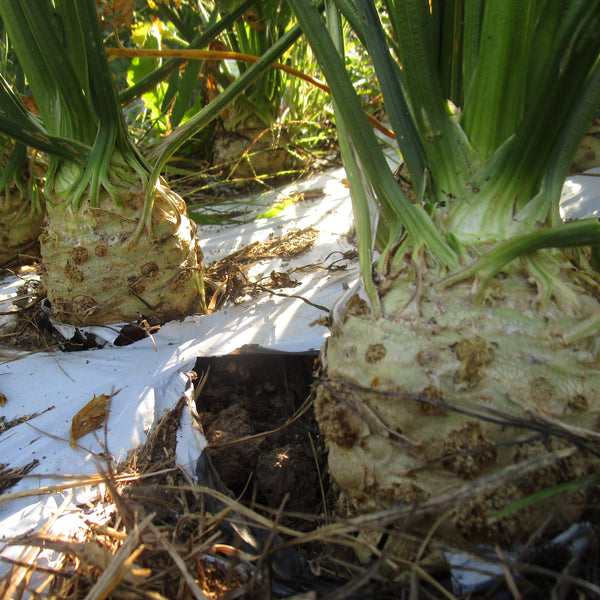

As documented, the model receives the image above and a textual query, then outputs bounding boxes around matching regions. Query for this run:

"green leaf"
[289,0,458,268]
[127,24,169,129]
[493,475,600,520]
[353,0,428,201]
[161,67,181,116]
[0,73,88,162]
[0,0,95,142]
[170,59,203,129]
[120,0,255,106]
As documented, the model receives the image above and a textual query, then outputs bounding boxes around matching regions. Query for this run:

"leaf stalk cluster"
[289,0,600,308]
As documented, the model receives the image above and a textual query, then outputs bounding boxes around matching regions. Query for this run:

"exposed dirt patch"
[195,352,326,518]
[0,268,108,352]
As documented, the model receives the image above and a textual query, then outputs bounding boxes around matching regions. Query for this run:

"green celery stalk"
[353,0,428,200]
[289,0,459,269]
[325,0,380,315]
[462,0,536,158]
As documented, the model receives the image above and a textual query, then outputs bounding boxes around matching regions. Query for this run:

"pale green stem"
[326,0,380,316]
[441,220,600,291]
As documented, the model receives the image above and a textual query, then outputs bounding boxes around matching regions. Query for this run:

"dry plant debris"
[0,406,55,440]
[209,226,316,273]
[206,227,318,282]
[0,460,39,495]
[0,268,59,352]
[204,227,321,311]
[70,390,121,449]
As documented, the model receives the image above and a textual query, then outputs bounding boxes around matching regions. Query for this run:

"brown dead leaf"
[70,389,121,449]
[0,393,6,407]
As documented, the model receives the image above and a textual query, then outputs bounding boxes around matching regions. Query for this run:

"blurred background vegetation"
[99,0,383,199]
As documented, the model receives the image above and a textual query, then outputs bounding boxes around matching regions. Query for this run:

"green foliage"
[216,0,295,130]
[126,23,171,132]
[290,0,600,286]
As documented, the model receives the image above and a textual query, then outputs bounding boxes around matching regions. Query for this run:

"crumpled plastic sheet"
[446,523,596,596]
[560,167,600,220]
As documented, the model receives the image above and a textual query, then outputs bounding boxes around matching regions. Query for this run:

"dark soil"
[194,351,326,518]
[186,353,600,600]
